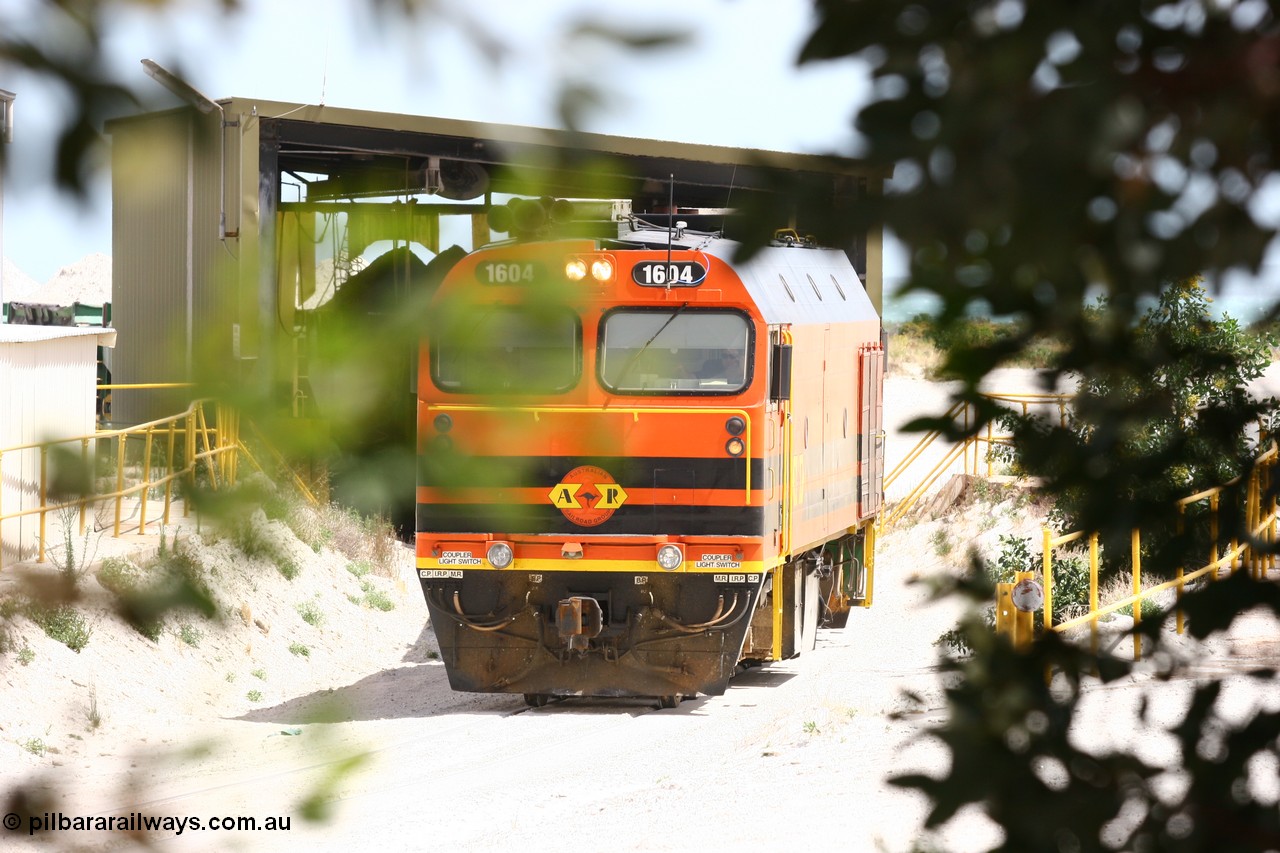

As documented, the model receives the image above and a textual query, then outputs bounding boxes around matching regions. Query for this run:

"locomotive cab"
[415,214,883,706]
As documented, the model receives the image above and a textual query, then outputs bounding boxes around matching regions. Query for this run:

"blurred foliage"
[937,533,1091,654]
[895,312,1068,372]
[0,0,683,193]
[795,2,1280,849]
[905,564,1280,852]
[997,278,1277,573]
[6,0,1280,847]
[798,0,1280,428]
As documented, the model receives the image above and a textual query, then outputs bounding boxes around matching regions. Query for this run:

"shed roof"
[107,98,888,210]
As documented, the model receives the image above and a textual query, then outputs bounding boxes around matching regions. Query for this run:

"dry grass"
[885,318,1068,378]
[261,484,399,579]
[886,323,944,377]
[1099,571,1170,621]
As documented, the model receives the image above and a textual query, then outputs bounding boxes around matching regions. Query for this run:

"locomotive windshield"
[598,309,751,394]
[431,307,581,394]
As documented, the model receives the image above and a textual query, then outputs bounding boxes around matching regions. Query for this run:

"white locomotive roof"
[613,227,878,326]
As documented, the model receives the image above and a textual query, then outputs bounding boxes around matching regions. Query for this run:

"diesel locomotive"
[415,203,884,707]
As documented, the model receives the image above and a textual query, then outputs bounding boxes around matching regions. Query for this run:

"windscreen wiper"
[613,302,691,390]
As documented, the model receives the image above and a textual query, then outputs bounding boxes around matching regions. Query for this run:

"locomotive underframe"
[420,569,765,700]
[417,526,871,702]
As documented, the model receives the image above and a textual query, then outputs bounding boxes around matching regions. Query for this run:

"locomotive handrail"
[425,403,755,502]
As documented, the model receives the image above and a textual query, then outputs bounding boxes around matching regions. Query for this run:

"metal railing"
[0,394,241,569]
[881,392,1072,530]
[1012,445,1278,659]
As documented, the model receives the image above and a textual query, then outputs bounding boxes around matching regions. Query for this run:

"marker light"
[487,541,515,569]
[565,259,588,281]
[725,437,745,457]
[656,544,684,571]
[725,416,745,436]
[590,258,614,282]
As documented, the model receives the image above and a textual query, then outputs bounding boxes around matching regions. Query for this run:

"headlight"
[487,541,514,569]
[565,259,588,281]
[725,437,745,457]
[590,258,614,282]
[656,544,683,571]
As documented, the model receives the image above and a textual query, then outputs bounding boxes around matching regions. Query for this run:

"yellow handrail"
[1041,444,1278,658]
[880,392,1072,531]
[0,399,241,569]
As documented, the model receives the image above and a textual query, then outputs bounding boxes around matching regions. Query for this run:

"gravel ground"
[1,371,1276,852]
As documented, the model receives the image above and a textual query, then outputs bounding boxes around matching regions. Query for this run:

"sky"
[2,0,1276,322]
[0,0,896,284]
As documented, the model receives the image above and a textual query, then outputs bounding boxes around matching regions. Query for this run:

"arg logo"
[548,465,628,527]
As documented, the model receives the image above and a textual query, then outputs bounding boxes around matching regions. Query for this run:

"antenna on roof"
[722,164,736,237]
[666,174,674,286]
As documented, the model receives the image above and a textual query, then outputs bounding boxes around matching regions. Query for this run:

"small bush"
[116,538,214,641]
[44,503,100,587]
[19,737,46,756]
[251,668,267,680]
[929,529,954,557]
[246,690,263,702]
[359,582,395,612]
[276,557,301,581]
[346,561,372,579]
[18,646,35,666]
[295,601,324,627]
[135,616,165,643]
[177,622,203,648]
[28,604,92,652]
[97,557,140,594]
[231,519,274,561]
[289,641,310,657]
[262,491,292,523]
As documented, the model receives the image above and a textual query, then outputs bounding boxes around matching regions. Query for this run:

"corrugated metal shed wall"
[0,331,105,563]
[111,108,227,423]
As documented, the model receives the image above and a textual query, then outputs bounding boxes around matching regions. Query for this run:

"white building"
[0,324,116,564]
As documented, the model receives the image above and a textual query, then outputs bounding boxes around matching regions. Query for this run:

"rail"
[0,396,241,569]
